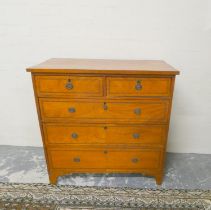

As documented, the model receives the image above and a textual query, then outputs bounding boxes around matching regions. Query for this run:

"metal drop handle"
[134,108,141,115]
[135,80,142,90]
[131,158,139,163]
[133,133,140,139]
[71,133,78,139]
[65,79,74,90]
[68,107,76,113]
[73,157,80,162]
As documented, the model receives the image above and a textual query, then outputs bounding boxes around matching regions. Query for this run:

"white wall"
[0,0,211,154]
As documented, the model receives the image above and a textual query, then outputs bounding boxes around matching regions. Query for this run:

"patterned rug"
[0,183,210,210]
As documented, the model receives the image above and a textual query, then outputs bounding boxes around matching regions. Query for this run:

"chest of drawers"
[27,58,179,185]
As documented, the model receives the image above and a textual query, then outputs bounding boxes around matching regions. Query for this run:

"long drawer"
[43,124,166,145]
[39,99,169,123]
[49,149,161,170]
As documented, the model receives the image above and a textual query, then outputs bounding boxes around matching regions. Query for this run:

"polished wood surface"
[27,58,179,185]
[35,75,104,97]
[49,149,107,169]
[107,149,160,169]
[107,77,171,97]
[39,99,169,123]
[49,148,160,170]
[27,58,179,75]
[44,124,166,145]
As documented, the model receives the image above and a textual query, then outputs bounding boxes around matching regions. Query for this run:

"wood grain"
[35,75,104,97]
[27,58,180,75]
[107,149,160,169]
[49,149,107,169]
[107,77,171,97]
[39,99,169,123]
[43,124,167,146]
[27,58,179,185]
[49,148,161,170]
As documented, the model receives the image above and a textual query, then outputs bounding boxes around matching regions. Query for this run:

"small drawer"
[49,149,107,169]
[35,76,103,97]
[107,150,160,169]
[107,77,171,97]
[39,99,169,123]
[43,124,166,145]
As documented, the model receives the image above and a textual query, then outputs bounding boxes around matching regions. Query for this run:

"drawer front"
[106,125,166,145]
[44,124,166,145]
[44,124,106,144]
[48,149,160,170]
[107,150,160,169]
[40,99,169,123]
[35,76,103,97]
[49,150,107,169]
[107,77,171,97]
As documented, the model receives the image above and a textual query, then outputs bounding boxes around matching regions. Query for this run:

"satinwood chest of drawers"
[27,58,179,185]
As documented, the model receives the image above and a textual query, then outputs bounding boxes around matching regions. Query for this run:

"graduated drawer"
[107,77,171,97]
[43,124,166,145]
[39,99,169,123]
[35,76,103,97]
[48,149,161,169]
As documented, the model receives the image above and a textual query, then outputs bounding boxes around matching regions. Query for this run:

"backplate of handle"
[135,80,142,90]
[131,158,139,163]
[71,133,78,139]
[65,79,74,90]
[134,108,141,115]
[68,107,76,113]
[133,133,140,139]
[73,157,80,162]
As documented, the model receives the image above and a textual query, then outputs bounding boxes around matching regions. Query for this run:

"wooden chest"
[27,58,179,185]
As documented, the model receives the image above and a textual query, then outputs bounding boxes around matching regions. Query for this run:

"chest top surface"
[26,58,180,75]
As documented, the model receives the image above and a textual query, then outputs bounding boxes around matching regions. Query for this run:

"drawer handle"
[133,133,140,139]
[104,150,108,154]
[135,80,142,90]
[73,157,80,162]
[68,107,76,113]
[71,133,78,139]
[131,158,139,163]
[134,108,141,115]
[65,79,74,90]
[103,102,108,110]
